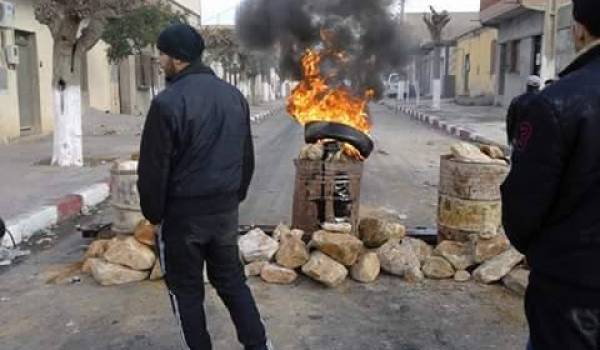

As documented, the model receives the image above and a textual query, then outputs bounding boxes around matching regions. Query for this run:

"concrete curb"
[387,103,508,153]
[250,105,286,124]
[2,181,110,248]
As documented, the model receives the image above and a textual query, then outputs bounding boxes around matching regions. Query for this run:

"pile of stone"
[240,217,529,295]
[81,220,163,286]
[240,217,404,287]
[451,142,508,165]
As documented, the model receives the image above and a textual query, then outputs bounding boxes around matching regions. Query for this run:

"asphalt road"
[0,104,527,350]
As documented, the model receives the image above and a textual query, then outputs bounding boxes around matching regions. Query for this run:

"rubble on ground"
[473,248,524,284]
[502,267,529,296]
[260,263,298,284]
[78,220,162,286]
[302,251,348,287]
[76,218,528,295]
[351,252,380,283]
[236,221,528,293]
[422,256,455,279]
[450,142,507,165]
[238,228,279,263]
[275,235,309,269]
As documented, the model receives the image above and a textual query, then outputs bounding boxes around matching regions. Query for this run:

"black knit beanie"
[157,23,205,62]
[573,0,600,37]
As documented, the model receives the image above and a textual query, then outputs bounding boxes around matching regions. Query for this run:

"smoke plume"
[236,0,415,98]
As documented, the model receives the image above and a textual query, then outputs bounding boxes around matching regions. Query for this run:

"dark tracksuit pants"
[156,208,267,350]
[526,280,600,350]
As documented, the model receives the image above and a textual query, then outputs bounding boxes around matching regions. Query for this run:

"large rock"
[473,248,524,284]
[471,233,511,263]
[385,222,407,241]
[85,240,110,258]
[451,142,492,163]
[299,144,324,160]
[454,270,471,282]
[302,251,348,287]
[276,236,309,269]
[503,267,530,296]
[422,256,455,279]
[480,145,505,159]
[238,229,279,263]
[134,220,156,246]
[149,260,164,281]
[359,218,407,249]
[359,217,388,248]
[322,222,352,234]
[272,224,291,242]
[82,259,94,274]
[103,236,156,271]
[245,261,267,277]
[311,231,363,266]
[89,258,149,286]
[260,264,298,284]
[290,229,305,240]
[376,240,420,277]
[405,237,433,264]
[351,252,380,283]
[435,241,475,271]
[405,265,425,283]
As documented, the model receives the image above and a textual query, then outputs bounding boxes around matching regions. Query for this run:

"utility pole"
[540,0,558,83]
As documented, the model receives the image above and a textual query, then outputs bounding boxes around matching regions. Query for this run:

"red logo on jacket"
[515,121,533,151]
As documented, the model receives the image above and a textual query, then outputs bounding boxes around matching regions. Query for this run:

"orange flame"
[287,49,374,136]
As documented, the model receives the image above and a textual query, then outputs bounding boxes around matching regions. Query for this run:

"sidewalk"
[1,101,285,247]
[383,99,508,149]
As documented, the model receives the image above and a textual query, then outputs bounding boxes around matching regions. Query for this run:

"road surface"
[0,104,527,350]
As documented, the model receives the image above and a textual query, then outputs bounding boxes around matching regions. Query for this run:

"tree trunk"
[432,45,442,111]
[51,40,84,167]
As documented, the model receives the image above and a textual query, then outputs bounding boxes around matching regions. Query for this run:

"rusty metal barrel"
[437,155,509,242]
[292,159,364,237]
[110,160,144,234]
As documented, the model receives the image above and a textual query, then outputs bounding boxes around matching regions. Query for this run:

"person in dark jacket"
[505,75,541,147]
[501,0,600,348]
[137,24,271,350]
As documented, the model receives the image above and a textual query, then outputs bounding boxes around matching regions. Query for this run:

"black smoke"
[235,0,415,99]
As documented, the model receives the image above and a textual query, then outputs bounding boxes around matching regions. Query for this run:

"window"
[135,54,154,91]
[509,40,520,74]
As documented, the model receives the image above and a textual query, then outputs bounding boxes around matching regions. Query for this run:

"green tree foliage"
[102,4,186,63]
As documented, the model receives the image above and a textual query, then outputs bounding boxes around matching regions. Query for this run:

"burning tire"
[305,122,374,159]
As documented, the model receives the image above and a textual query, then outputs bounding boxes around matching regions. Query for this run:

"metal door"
[15,31,41,135]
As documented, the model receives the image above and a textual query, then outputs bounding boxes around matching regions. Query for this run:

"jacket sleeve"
[500,95,564,254]
[238,99,255,202]
[137,99,175,225]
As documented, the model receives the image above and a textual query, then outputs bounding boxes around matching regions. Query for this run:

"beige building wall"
[86,42,116,113]
[0,0,54,143]
[455,27,498,98]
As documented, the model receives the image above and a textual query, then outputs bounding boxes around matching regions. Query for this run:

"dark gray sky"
[202,0,480,25]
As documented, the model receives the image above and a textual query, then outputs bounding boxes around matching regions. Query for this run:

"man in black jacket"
[501,1,600,348]
[137,24,270,350]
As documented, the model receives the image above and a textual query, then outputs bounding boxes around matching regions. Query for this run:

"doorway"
[15,30,41,136]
